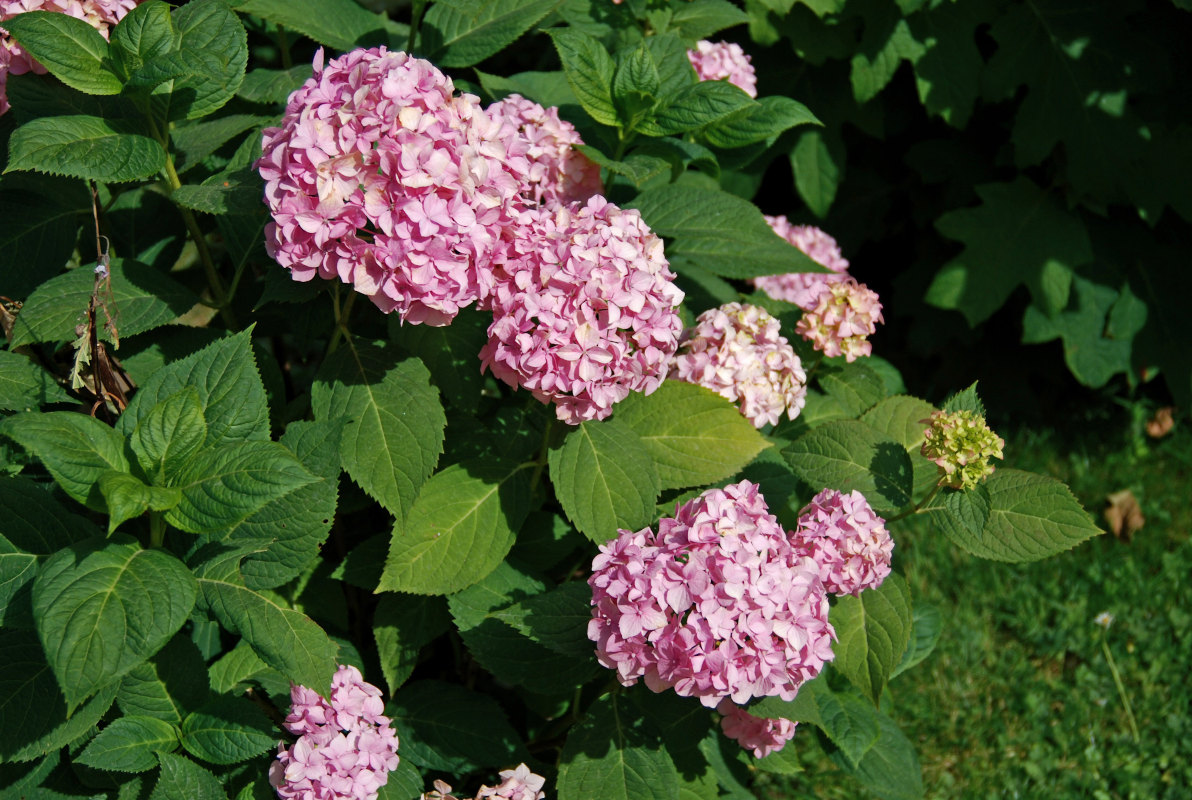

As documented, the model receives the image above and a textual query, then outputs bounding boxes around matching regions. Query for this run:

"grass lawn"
[757,404,1192,799]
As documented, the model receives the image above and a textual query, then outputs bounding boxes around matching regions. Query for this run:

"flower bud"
[920,409,1005,490]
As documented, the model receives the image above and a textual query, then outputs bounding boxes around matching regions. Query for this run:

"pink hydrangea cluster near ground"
[588,481,835,708]
[686,39,758,98]
[270,665,400,800]
[481,195,685,424]
[794,277,884,361]
[753,217,851,310]
[791,488,893,596]
[670,302,808,428]
[716,699,797,758]
[486,93,602,208]
[258,47,527,325]
[0,0,140,115]
[422,765,546,800]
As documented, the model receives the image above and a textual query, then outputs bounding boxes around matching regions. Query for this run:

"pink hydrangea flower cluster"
[481,195,684,424]
[486,93,601,208]
[421,765,545,800]
[1,0,140,115]
[753,217,851,311]
[588,481,835,708]
[716,699,797,759]
[270,665,400,800]
[670,303,808,428]
[794,277,884,362]
[686,39,758,98]
[258,47,528,326]
[791,488,893,596]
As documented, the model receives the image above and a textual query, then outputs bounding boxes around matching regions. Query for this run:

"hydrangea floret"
[716,699,797,758]
[794,277,884,362]
[421,764,546,800]
[481,195,684,424]
[270,665,400,800]
[1,0,141,116]
[686,39,758,98]
[588,481,835,708]
[753,217,851,310]
[670,302,808,428]
[920,409,1005,490]
[486,93,602,208]
[791,488,893,596]
[257,47,527,326]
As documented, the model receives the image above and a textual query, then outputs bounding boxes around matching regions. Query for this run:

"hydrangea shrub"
[0,1,1107,799]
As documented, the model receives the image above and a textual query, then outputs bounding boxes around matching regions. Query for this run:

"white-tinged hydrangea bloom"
[753,217,851,310]
[686,39,757,98]
[258,47,529,326]
[717,699,797,758]
[794,277,884,362]
[486,93,601,208]
[589,481,835,708]
[481,195,685,424]
[791,488,892,596]
[670,303,807,428]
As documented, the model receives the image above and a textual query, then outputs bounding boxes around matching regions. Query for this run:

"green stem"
[1101,634,1141,743]
[149,512,166,548]
[885,483,942,524]
[528,418,556,494]
[325,284,357,357]
[407,0,429,52]
[277,24,293,69]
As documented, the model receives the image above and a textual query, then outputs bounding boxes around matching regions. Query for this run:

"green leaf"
[701,95,819,149]
[628,183,829,279]
[613,43,660,131]
[492,580,595,660]
[164,441,316,535]
[819,362,886,417]
[233,0,391,50]
[117,329,270,450]
[639,80,756,137]
[940,381,984,416]
[850,17,924,104]
[907,0,983,127]
[669,0,748,39]
[99,472,181,533]
[78,716,179,773]
[923,468,1102,562]
[151,751,226,800]
[891,604,941,679]
[6,115,164,182]
[390,679,530,772]
[476,68,578,108]
[0,628,120,762]
[109,1,177,80]
[558,693,680,800]
[172,114,270,173]
[180,697,275,765]
[422,0,561,68]
[548,29,618,127]
[194,548,339,688]
[394,308,489,412]
[373,594,450,694]
[206,641,271,694]
[1,11,122,95]
[829,573,913,705]
[615,381,767,491]
[311,340,445,520]
[0,350,72,410]
[1021,275,1136,388]
[0,176,89,298]
[117,635,211,724]
[644,33,697,98]
[0,411,130,511]
[129,388,206,484]
[548,418,660,543]
[830,710,923,800]
[378,460,530,595]
[790,128,840,219]
[577,146,672,188]
[32,535,197,713]
[750,678,879,769]
[237,65,311,104]
[860,396,939,497]
[926,178,1093,326]
[783,420,914,514]
[11,259,198,348]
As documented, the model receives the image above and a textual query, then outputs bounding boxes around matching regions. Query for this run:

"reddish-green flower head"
[920,410,1005,490]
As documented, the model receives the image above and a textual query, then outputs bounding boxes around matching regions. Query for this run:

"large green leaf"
[394,308,489,412]
[548,418,660,543]
[6,115,164,182]
[32,535,197,713]
[829,573,912,706]
[850,16,924,103]
[784,420,913,514]
[237,65,311,104]
[0,411,130,511]
[749,678,879,768]
[78,715,180,773]
[639,80,756,137]
[378,460,530,595]
[548,29,618,127]
[117,635,211,725]
[151,751,226,800]
[1,11,122,94]
[109,1,177,80]
[422,0,561,67]
[907,0,984,128]
[891,604,942,679]
[701,95,819,149]
[668,0,748,39]
[492,580,595,660]
[615,381,767,491]
[389,680,529,772]
[860,396,939,498]
[0,350,72,411]
[830,710,924,800]
[0,176,89,298]
[789,128,840,219]
[558,693,680,800]
[179,696,275,765]
[128,388,206,485]
[373,594,450,694]
[923,468,1102,561]
[311,339,445,520]
[233,0,391,50]
[628,183,828,279]
[193,548,339,688]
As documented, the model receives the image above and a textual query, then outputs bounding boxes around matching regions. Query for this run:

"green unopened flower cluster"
[920,410,1005,490]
